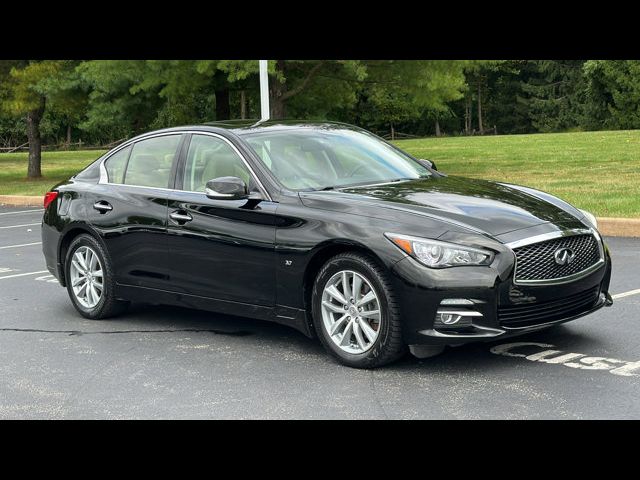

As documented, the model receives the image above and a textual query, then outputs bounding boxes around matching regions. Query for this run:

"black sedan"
[41,121,613,368]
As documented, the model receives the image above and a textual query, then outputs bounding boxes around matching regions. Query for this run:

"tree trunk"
[240,90,247,119]
[435,119,441,137]
[26,96,45,179]
[270,60,287,119]
[477,83,484,134]
[390,123,395,141]
[215,88,231,120]
[465,94,472,135]
[66,124,72,149]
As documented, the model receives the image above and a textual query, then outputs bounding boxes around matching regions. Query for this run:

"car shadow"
[100,302,608,373]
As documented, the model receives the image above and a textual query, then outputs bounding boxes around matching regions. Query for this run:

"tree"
[1,60,68,178]
[520,60,588,132]
[583,60,640,130]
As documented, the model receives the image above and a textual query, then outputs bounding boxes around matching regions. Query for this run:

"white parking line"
[0,270,48,280]
[612,288,640,300]
[0,209,43,216]
[0,223,40,230]
[0,242,42,250]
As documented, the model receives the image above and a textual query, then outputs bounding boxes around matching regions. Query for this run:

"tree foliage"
[2,59,640,178]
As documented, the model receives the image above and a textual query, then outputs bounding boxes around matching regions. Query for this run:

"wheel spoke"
[359,309,380,319]
[85,249,93,271]
[340,320,354,346]
[93,268,103,278]
[359,319,378,343]
[325,285,348,306]
[71,259,84,273]
[72,276,85,287]
[329,314,349,336]
[89,249,98,270]
[89,284,99,306]
[75,251,87,270]
[353,323,367,350]
[341,272,350,299]
[357,291,376,307]
[77,281,88,298]
[352,274,362,303]
[322,300,345,314]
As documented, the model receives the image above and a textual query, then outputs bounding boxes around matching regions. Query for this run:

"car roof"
[204,119,360,133]
[117,121,367,148]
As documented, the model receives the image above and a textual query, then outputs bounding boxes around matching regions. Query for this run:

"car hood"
[300,176,585,236]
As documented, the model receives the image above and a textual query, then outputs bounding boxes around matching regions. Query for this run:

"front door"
[166,133,277,308]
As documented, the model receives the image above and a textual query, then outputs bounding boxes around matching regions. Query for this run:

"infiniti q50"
[41,121,612,368]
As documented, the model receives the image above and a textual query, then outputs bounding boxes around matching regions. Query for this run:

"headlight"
[385,233,494,268]
[579,209,598,229]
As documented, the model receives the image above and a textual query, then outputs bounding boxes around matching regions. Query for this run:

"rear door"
[87,133,184,290]
[165,133,278,307]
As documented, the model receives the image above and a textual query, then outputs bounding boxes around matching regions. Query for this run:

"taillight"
[43,191,59,209]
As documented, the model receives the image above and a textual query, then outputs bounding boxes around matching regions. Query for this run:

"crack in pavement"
[0,327,252,336]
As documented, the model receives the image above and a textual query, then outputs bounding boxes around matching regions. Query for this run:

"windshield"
[242,127,431,190]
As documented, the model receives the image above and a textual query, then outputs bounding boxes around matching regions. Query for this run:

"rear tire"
[311,252,406,368]
[64,234,129,319]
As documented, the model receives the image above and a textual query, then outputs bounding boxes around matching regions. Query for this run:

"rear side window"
[124,135,181,188]
[104,146,131,184]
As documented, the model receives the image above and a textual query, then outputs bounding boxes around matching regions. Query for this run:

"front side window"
[242,127,431,190]
[182,134,252,192]
[104,146,131,184]
[123,135,181,188]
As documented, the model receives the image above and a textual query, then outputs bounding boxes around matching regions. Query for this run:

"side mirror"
[418,158,437,171]
[205,176,249,200]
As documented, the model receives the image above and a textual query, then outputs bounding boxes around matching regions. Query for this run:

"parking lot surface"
[0,204,639,419]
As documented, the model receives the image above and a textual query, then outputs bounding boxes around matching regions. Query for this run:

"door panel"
[166,192,277,306]
[86,183,170,289]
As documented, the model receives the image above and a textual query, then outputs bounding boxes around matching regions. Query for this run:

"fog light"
[434,309,482,329]
[438,313,462,325]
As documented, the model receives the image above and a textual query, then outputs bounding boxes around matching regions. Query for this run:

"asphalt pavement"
[0,204,639,419]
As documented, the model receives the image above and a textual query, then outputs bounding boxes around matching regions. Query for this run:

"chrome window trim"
[98,130,273,202]
[506,227,605,286]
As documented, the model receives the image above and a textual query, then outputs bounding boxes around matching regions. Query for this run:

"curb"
[1,195,640,238]
[0,195,42,207]
[597,217,640,238]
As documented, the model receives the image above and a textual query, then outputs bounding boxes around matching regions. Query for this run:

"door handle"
[93,201,113,213]
[169,211,193,223]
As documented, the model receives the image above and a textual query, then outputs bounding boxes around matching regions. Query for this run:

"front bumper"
[390,246,612,346]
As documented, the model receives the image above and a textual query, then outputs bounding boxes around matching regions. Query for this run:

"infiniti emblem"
[554,247,575,266]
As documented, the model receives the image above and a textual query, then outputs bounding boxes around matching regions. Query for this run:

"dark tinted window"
[124,135,181,188]
[104,146,131,184]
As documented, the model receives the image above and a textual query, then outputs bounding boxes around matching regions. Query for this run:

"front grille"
[498,286,600,328]
[513,234,601,283]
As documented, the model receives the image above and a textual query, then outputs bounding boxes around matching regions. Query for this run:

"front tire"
[64,234,128,319]
[311,252,406,368]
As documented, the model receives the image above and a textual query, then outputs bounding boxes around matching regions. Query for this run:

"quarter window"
[123,135,182,188]
[104,146,131,184]
[182,135,253,192]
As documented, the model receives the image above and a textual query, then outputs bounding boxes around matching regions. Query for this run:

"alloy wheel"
[320,270,381,354]
[69,246,104,309]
